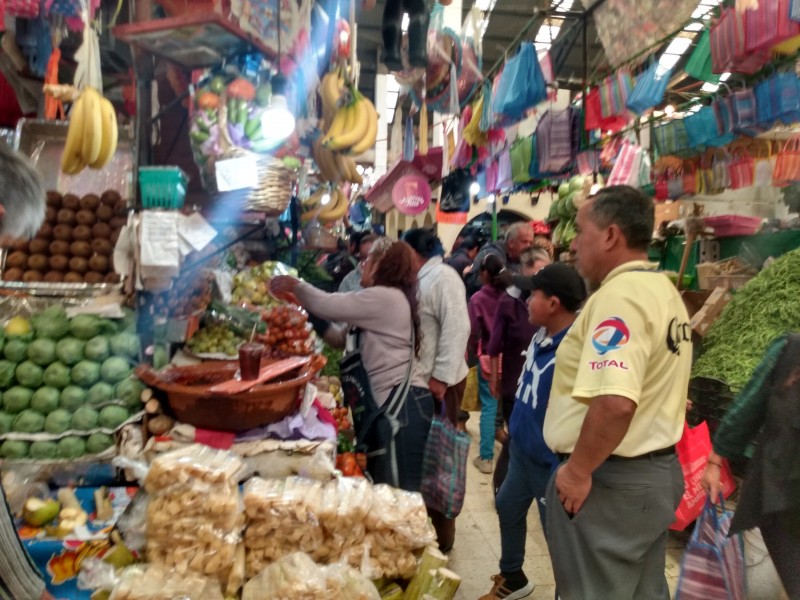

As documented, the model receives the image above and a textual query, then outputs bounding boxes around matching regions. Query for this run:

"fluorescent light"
[659,53,681,70]
[402,13,409,32]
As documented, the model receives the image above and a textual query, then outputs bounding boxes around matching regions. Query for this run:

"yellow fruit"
[4,316,31,337]
[81,88,103,165]
[61,93,86,174]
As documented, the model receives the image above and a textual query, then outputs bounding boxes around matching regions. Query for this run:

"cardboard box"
[690,287,732,336]
[654,200,684,230]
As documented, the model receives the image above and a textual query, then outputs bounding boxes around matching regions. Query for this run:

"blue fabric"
[492,42,546,124]
[626,61,673,115]
[477,369,497,460]
[508,328,566,466]
[496,439,553,573]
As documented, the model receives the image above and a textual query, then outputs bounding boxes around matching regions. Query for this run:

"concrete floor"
[448,415,788,600]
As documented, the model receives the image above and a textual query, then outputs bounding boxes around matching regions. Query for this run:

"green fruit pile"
[185,323,244,357]
[0,306,144,461]
[231,260,298,307]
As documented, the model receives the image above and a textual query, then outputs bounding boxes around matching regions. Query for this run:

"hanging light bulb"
[258,0,295,146]
[469,181,481,196]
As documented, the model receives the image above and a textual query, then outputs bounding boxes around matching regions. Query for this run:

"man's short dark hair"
[459,236,478,251]
[588,185,654,251]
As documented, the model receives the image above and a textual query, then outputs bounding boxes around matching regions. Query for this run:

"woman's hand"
[701,450,725,503]
[269,276,301,304]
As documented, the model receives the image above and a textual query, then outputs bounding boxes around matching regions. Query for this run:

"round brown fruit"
[68,257,89,274]
[28,254,49,272]
[95,205,113,222]
[92,222,111,239]
[3,268,23,281]
[57,209,77,226]
[28,239,49,255]
[72,225,92,242]
[79,194,101,211]
[113,199,128,215]
[61,194,80,211]
[43,271,64,283]
[100,190,122,207]
[70,241,92,259]
[91,239,113,256]
[48,255,69,272]
[53,225,73,242]
[63,272,83,283]
[84,271,104,284]
[45,207,58,224]
[10,239,29,252]
[6,251,28,269]
[22,270,43,282]
[109,217,127,230]
[88,254,109,273]
[46,191,63,208]
[35,223,54,241]
[49,240,70,256]
[104,272,120,284]
[75,210,96,226]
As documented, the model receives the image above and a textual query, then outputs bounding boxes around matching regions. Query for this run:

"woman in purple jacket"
[468,254,507,474]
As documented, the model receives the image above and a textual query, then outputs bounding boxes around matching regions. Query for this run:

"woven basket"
[244,158,294,215]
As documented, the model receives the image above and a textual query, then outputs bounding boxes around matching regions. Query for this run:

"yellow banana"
[334,153,353,183]
[81,87,103,165]
[317,187,349,222]
[325,95,369,152]
[90,96,118,169]
[348,97,378,156]
[61,93,86,174]
[321,104,349,144]
[320,66,343,115]
[313,138,341,182]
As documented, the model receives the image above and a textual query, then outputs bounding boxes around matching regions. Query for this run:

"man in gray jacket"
[403,228,470,553]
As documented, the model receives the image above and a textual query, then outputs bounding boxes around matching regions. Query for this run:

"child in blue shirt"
[480,263,587,600]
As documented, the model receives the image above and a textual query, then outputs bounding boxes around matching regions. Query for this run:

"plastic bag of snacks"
[143,446,244,583]
[109,564,225,600]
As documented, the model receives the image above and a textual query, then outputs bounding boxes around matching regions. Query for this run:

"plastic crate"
[139,167,188,209]
[704,215,762,238]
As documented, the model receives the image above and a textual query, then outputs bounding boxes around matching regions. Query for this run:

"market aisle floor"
[447,415,787,600]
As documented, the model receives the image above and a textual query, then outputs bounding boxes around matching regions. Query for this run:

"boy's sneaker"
[472,456,493,474]
[479,572,534,599]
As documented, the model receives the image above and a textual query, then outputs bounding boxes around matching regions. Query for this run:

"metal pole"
[491,198,497,242]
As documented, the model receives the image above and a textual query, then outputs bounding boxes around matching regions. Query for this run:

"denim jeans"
[496,439,554,573]
[477,369,497,460]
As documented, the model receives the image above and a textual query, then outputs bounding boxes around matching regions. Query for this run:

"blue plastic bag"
[493,42,546,123]
[626,60,673,115]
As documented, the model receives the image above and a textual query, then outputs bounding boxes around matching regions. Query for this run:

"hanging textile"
[581,0,698,67]
[626,60,673,115]
[684,29,720,84]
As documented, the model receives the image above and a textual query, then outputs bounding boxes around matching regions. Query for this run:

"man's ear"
[604,222,623,250]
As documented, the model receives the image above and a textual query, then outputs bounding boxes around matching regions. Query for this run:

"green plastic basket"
[139,166,188,209]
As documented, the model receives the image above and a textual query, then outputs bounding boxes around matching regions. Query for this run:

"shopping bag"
[460,366,480,412]
[510,136,534,184]
[712,150,731,192]
[752,141,774,186]
[420,403,471,519]
[607,141,642,187]
[536,108,576,174]
[598,69,634,118]
[497,149,513,190]
[440,168,472,212]
[685,29,720,84]
[584,87,629,132]
[710,8,769,75]
[670,421,736,531]
[493,42,546,123]
[653,119,690,156]
[667,168,684,199]
[685,106,721,148]
[626,60,673,115]
[728,147,754,189]
[792,0,800,22]
[772,136,800,186]
[576,150,599,176]
[683,161,698,195]
[674,498,746,600]
[745,0,800,54]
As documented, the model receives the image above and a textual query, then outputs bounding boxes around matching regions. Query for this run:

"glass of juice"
[238,342,264,380]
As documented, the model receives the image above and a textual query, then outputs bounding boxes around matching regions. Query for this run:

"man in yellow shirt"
[543,185,691,600]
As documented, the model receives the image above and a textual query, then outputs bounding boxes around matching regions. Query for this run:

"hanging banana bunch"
[60,19,118,175]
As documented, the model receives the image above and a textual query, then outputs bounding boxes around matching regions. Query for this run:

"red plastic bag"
[670,421,736,531]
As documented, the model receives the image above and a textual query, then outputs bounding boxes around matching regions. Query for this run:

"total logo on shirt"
[591,317,630,355]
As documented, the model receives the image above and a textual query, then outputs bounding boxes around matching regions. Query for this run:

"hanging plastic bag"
[745,0,800,54]
[711,149,731,192]
[752,141,775,187]
[599,70,634,118]
[728,147,754,189]
[685,29,720,84]
[653,119,690,157]
[685,106,721,149]
[576,150,599,176]
[440,168,472,212]
[536,108,576,174]
[510,136,534,184]
[683,160,698,195]
[584,87,629,132]
[772,136,800,186]
[710,7,769,75]
[670,422,736,531]
[496,148,513,190]
[492,42,546,123]
[607,141,642,187]
[626,60,673,115]
[674,497,746,600]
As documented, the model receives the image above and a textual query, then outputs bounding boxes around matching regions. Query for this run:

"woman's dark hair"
[402,228,444,259]
[480,253,507,291]
[372,241,422,356]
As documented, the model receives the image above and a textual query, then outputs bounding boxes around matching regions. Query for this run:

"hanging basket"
[244,158,294,215]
